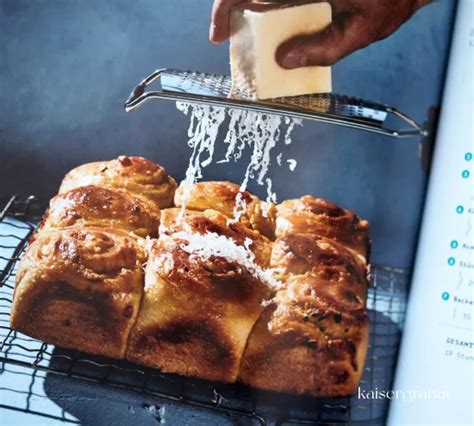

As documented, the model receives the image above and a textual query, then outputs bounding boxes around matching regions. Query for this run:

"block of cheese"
[230,1,332,100]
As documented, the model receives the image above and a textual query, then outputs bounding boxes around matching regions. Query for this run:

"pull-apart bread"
[11,156,370,397]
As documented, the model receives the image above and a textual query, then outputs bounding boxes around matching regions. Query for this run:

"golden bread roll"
[270,233,368,299]
[239,267,368,396]
[10,228,146,359]
[160,207,272,267]
[41,185,161,237]
[59,156,177,209]
[174,181,276,239]
[275,196,370,258]
[126,234,273,382]
[239,233,369,396]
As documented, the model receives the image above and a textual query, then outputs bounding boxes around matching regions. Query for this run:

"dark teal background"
[0,0,456,268]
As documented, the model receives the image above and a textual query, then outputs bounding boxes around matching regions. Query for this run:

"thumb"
[276,15,365,68]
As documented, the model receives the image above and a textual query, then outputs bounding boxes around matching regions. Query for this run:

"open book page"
[388,1,474,424]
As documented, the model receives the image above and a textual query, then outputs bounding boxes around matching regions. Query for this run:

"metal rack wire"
[0,196,409,425]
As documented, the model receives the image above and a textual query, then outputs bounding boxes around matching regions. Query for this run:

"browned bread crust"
[126,235,272,382]
[239,228,369,396]
[239,233,369,396]
[160,208,272,268]
[41,185,161,237]
[174,181,276,239]
[270,233,368,299]
[10,227,146,359]
[275,196,370,258]
[59,156,177,209]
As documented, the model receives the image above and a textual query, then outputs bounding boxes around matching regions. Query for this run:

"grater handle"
[125,69,166,112]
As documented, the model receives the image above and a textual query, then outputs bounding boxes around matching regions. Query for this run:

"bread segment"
[239,232,369,396]
[41,185,161,237]
[271,233,368,298]
[126,234,272,382]
[160,207,272,268]
[174,181,276,239]
[276,196,370,258]
[11,228,146,359]
[59,156,177,209]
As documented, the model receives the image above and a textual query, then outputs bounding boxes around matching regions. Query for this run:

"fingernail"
[282,51,307,69]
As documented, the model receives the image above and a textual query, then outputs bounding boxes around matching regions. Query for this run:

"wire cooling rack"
[0,196,409,425]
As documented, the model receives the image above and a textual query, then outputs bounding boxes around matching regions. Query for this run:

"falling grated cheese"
[173,231,283,292]
[176,102,227,220]
[287,159,297,171]
[176,103,302,219]
[276,153,283,166]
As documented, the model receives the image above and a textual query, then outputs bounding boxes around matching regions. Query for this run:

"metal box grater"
[125,68,426,138]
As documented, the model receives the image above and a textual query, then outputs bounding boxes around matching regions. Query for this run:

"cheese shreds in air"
[176,102,226,220]
[276,153,283,166]
[221,111,301,221]
[287,159,297,171]
[176,102,301,223]
[284,116,301,145]
[173,104,303,300]
[173,231,283,292]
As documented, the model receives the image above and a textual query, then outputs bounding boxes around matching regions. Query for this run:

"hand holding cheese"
[229,2,333,99]
[210,0,433,70]
[276,0,433,69]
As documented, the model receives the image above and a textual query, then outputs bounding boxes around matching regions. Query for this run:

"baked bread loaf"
[275,196,370,258]
[10,228,146,359]
[174,181,276,239]
[239,233,369,396]
[59,156,177,209]
[126,232,272,382]
[11,156,370,397]
[41,185,161,237]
